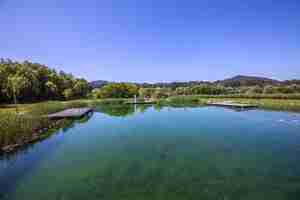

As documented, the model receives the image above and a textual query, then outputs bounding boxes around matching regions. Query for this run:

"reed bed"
[0,100,95,151]
[0,112,50,149]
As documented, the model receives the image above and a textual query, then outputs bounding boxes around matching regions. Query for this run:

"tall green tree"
[7,75,28,112]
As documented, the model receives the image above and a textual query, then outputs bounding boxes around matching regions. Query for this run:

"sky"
[0,0,299,82]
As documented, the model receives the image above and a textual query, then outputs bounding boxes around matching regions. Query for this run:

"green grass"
[162,95,300,112]
[192,93,300,100]
[0,100,100,151]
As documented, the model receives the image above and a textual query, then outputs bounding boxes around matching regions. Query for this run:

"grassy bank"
[190,94,300,100]
[0,100,103,152]
[160,95,300,111]
[0,99,133,151]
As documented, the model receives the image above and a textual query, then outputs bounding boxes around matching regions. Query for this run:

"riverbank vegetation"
[160,96,300,111]
[0,100,97,152]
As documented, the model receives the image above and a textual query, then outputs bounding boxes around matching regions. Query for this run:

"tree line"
[1,59,299,103]
[92,83,300,99]
[0,59,90,104]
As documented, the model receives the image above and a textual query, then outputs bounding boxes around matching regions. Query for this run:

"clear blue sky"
[1,0,299,82]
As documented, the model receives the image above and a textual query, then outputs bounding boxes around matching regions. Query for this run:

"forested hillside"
[0,59,90,103]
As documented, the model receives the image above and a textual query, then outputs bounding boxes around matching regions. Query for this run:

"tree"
[45,81,58,97]
[263,85,276,94]
[152,88,172,99]
[139,88,155,98]
[91,88,102,99]
[63,88,74,100]
[73,79,89,98]
[246,86,263,94]
[7,75,28,112]
[0,58,90,103]
[277,86,294,94]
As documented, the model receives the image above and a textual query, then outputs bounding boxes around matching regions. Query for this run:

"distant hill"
[89,80,111,88]
[90,75,298,89]
[215,75,281,87]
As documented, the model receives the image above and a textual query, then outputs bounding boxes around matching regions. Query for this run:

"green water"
[1,105,300,200]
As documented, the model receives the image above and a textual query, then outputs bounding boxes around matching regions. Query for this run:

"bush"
[94,83,138,99]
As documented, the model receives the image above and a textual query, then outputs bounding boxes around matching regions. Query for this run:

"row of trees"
[2,59,299,102]
[238,85,300,94]
[0,59,90,104]
[92,83,300,99]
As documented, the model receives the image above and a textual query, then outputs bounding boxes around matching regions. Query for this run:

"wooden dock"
[47,108,93,119]
[207,102,257,109]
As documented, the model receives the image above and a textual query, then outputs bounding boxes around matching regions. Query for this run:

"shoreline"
[1,98,300,154]
[1,119,67,154]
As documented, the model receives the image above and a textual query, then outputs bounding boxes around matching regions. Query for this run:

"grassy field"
[1,97,300,152]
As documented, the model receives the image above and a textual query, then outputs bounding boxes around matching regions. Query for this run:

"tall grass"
[0,100,96,151]
[0,112,51,148]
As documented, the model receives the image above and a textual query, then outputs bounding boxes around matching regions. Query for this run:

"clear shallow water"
[1,105,300,200]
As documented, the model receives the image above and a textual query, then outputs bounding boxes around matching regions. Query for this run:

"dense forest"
[0,59,90,104]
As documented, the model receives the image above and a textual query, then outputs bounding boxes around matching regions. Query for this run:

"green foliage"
[190,84,227,95]
[152,88,172,99]
[97,99,127,105]
[0,59,90,103]
[166,96,201,105]
[7,74,29,112]
[95,105,135,117]
[263,85,300,94]
[139,88,156,98]
[91,88,102,99]
[246,86,263,94]
[63,88,75,100]
[94,83,138,99]
[263,85,276,94]
[0,100,95,149]
[195,94,300,100]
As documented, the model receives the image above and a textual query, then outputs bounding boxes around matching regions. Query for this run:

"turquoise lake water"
[1,105,300,200]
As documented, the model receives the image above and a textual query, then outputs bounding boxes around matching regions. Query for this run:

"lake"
[1,105,300,200]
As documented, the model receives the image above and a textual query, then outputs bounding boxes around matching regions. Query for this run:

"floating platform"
[47,108,93,119]
[207,102,257,109]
